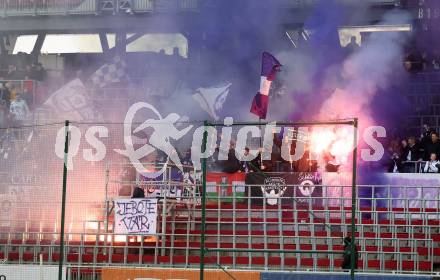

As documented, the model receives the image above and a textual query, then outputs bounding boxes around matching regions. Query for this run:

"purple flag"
[250,52,281,119]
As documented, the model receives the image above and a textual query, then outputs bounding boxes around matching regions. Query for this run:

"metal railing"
[179,0,199,12]
[0,230,433,272]
[406,115,440,134]
[0,183,437,274]
[399,161,434,173]
[0,0,200,16]
[279,0,399,8]
[405,72,440,134]
[0,0,99,16]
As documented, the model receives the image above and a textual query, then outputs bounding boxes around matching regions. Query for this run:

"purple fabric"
[261,52,281,80]
[251,52,281,119]
[250,93,269,119]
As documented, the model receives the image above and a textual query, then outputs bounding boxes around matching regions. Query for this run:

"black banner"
[245,172,322,206]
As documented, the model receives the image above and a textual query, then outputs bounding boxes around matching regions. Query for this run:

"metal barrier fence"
[197,119,358,280]
[1,120,439,279]
[0,184,437,275]
[0,189,435,271]
[399,161,438,173]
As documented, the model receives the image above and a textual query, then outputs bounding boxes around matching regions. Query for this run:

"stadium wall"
[0,265,65,280]
[260,272,434,280]
[101,267,260,280]
[100,268,437,280]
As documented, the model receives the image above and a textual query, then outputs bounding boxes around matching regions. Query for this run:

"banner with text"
[114,198,158,234]
[245,172,322,206]
[138,168,183,199]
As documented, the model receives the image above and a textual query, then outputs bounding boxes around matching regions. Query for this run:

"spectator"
[0,85,6,128]
[239,147,258,173]
[400,138,407,154]
[208,146,221,172]
[6,65,20,80]
[31,63,46,81]
[181,148,192,167]
[221,140,241,173]
[389,137,401,155]
[345,36,360,52]
[9,85,18,103]
[8,92,29,139]
[24,65,33,79]
[9,93,30,123]
[1,82,11,109]
[28,64,38,80]
[386,146,401,173]
[423,153,440,173]
[341,236,358,270]
[403,59,412,72]
[0,82,9,106]
[15,52,29,71]
[423,132,440,160]
[132,186,145,198]
[401,136,422,172]
[403,52,424,73]
[420,124,435,148]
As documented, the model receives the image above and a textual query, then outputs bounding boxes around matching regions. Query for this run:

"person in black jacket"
[402,137,422,161]
[239,147,253,173]
[420,124,436,149]
[384,145,402,173]
[401,137,422,172]
[221,141,241,173]
[132,186,145,198]
[341,236,358,270]
[424,132,440,160]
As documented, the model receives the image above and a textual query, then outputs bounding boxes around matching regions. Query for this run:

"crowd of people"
[0,50,439,175]
[403,49,440,73]
[153,122,440,175]
[0,57,47,130]
[386,124,440,173]
[173,125,440,175]
[174,134,331,175]
[0,52,47,81]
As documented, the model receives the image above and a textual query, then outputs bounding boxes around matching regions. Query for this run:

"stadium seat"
[22,251,34,262]
[127,253,141,263]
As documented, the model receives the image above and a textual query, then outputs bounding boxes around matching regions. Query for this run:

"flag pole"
[259,117,263,169]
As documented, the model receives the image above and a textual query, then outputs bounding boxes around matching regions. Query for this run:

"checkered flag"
[90,56,128,88]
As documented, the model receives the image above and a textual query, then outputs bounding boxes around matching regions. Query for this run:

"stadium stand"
[0,181,438,273]
[0,3,440,278]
